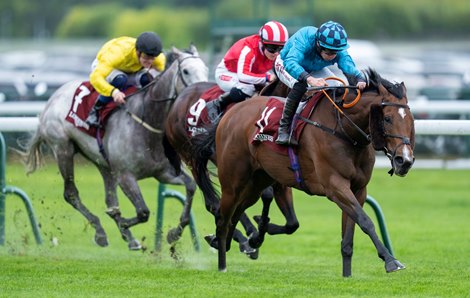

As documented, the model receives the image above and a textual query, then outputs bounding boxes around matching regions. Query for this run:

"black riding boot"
[275,97,300,146]
[206,92,232,122]
[85,100,106,127]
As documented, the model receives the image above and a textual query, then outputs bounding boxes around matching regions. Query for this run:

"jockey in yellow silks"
[86,32,166,127]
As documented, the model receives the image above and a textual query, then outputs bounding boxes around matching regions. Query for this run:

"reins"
[300,83,370,145]
[121,54,199,133]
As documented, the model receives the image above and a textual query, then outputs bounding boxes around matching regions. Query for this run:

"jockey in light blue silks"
[274,21,367,146]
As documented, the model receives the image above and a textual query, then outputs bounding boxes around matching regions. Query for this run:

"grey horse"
[22,45,208,250]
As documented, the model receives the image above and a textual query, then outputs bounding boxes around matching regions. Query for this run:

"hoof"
[385,259,406,273]
[204,234,218,250]
[247,249,259,260]
[239,241,258,259]
[94,234,109,247]
[128,239,142,251]
[166,227,182,244]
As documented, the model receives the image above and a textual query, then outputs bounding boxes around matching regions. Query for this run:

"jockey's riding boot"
[206,92,231,122]
[85,100,106,127]
[275,97,300,146]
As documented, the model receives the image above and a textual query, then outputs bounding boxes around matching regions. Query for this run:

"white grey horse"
[23,45,208,250]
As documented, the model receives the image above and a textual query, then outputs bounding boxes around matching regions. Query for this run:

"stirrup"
[86,113,100,128]
[275,132,298,146]
[206,101,222,122]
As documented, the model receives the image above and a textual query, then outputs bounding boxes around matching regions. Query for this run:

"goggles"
[319,46,338,56]
[264,44,283,54]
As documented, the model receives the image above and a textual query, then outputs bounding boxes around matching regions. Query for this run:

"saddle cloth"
[185,85,226,137]
[252,92,323,155]
[65,82,136,138]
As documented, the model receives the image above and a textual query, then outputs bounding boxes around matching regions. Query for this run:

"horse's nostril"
[394,156,404,166]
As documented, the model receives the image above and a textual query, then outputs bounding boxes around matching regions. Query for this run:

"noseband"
[175,55,200,89]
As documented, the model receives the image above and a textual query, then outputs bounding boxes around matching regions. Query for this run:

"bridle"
[126,53,203,133]
[379,101,413,161]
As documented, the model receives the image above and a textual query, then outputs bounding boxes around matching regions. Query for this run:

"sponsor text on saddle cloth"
[65,82,137,138]
[185,85,226,137]
[252,92,323,155]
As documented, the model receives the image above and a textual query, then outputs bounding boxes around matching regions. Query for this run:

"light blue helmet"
[316,21,349,51]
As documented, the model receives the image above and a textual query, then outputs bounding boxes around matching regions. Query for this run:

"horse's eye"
[384,116,392,124]
[183,69,189,75]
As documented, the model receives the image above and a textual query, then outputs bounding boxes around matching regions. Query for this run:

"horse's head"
[367,70,415,177]
[169,44,209,93]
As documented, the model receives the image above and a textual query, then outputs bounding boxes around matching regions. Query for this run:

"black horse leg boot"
[275,97,299,146]
[86,99,106,127]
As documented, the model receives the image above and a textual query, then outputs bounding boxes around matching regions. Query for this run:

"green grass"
[1,160,470,297]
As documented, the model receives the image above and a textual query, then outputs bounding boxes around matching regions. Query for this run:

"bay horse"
[193,69,415,276]
[22,45,209,250]
[163,81,299,258]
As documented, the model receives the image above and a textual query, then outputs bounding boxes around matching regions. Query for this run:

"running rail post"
[0,132,42,245]
[365,195,394,256]
[154,183,200,252]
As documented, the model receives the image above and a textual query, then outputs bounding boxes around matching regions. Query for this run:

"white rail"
[0,117,39,131]
[2,100,470,116]
[0,117,470,135]
[0,102,46,116]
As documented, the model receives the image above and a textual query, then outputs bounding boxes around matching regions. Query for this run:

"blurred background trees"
[1,0,469,49]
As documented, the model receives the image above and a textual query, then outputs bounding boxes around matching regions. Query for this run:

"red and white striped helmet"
[259,21,289,46]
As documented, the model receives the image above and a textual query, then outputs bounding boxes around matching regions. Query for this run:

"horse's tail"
[162,133,182,176]
[191,124,220,204]
[16,130,46,175]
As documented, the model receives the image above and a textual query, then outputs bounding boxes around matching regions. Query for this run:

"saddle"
[65,82,136,138]
[252,92,323,155]
[185,85,227,137]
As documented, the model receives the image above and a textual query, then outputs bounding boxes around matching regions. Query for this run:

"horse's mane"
[346,68,405,99]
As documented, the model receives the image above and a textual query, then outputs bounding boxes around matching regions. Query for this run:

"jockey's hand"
[112,89,126,105]
[268,73,277,82]
[357,81,367,90]
[306,76,328,87]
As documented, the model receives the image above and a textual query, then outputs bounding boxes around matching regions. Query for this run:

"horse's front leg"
[332,188,404,276]
[98,167,141,250]
[165,171,197,244]
[116,173,150,229]
[341,212,356,277]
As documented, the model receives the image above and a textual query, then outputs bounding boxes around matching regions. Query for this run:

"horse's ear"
[172,46,183,56]
[189,43,199,56]
[378,83,388,96]
[369,104,386,150]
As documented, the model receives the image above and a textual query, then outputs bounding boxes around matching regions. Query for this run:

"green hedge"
[56,1,470,49]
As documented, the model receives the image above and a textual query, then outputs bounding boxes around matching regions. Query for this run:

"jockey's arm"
[89,64,116,97]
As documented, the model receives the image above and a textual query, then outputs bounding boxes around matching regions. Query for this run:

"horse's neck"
[142,63,179,124]
[318,91,377,143]
[149,63,179,101]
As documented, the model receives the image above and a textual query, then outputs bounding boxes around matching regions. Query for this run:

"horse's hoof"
[247,249,259,260]
[166,227,182,244]
[128,239,142,251]
[94,234,109,247]
[385,259,406,273]
[204,234,218,249]
[239,241,257,259]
